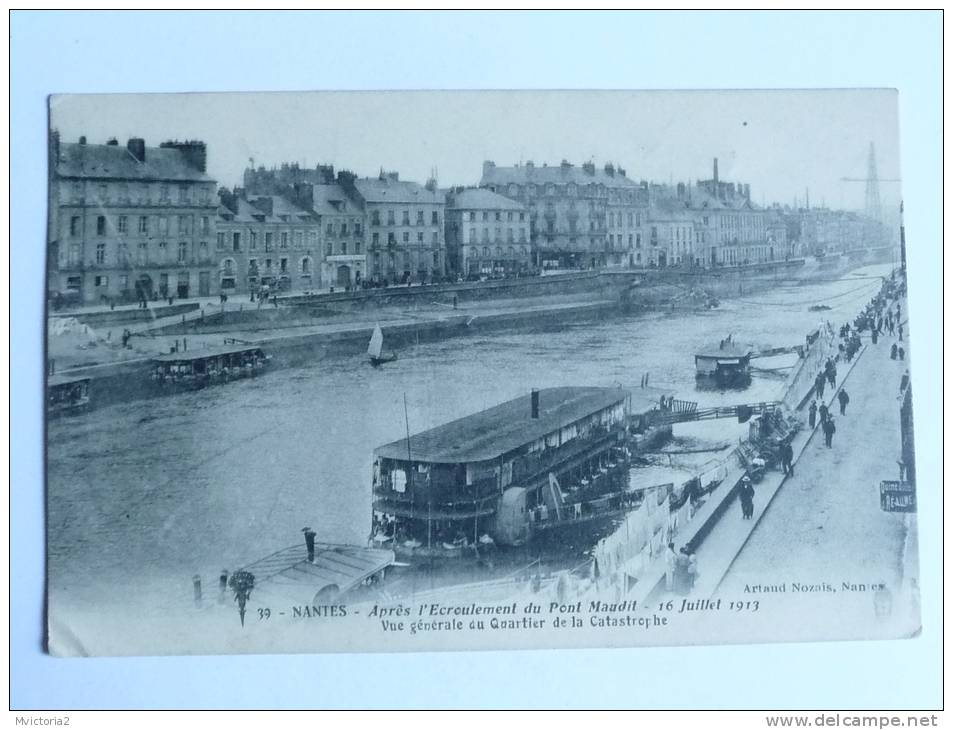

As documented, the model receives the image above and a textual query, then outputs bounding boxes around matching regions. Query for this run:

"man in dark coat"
[819,402,830,424]
[822,417,836,448]
[837,388,850,415]
[808,400,818,428]
[739,476,755,519]
[780,441,795,477]
[891,343,898,360]
[815,372,826,399]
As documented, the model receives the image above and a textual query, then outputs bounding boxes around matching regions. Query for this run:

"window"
[355,223,362,237]
[199,241,208,261]
[417,232,424,243]
[119,274,129,290]
[341,242,348,254]
[159,184,170,202]
[158,217,168,235]
[416,210,424,225]
[178,185,189,204]
[519,212,525,222]
[355,242,362,254]
[98,184,108,201]
[301,257,311,274]
[216,232,226,251]
[494,227,501,242]
[140,184,149,203]
[94,275,108,287]
[138,216,148,235]
[158,241,169,262]
[372,232,380,246]
[117,243,129,263]
[137,242,148,264]
[388,232,396,245]
[482,228,489,242]
[280,232,289,249]
[519,228,526,242]
[249,230,257,250]
[402,210,410,226]
[309,231,318,248]
[95,243,106,264]
[116,215,128,234]
[97,216,106,235]
[201,216,210,235]
[68,244,81,267]
[482,212,489,222]
[469,228,476,243]
[264,232,273,251]
[232,232,241,252]
[280,258,288,273]
[507,228,514,243]
[71,182,82,201]
[387,210,395,225]
[371,210,380,226]
[432,231,438,244]
[470,247,478,259]
[178,242,188,263]
[325,242,332,256]
[403,232,410,243]
[326,223,334,236]
[483,246,490,257]
[495,211,502,222]
[177,215,190,235]
[70,216,80,237]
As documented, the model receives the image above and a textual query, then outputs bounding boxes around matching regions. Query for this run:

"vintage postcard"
[45,89,920,656]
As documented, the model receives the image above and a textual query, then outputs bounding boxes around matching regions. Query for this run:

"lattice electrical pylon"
[864,142,882,224]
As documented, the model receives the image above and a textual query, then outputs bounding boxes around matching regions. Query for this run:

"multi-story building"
[49,135,218,303]
[444,187,530,276]
[480,160,644,270]
[692,159,768,267]
[216,190,322,294]
[242,163,368,289]
[354,172,446,284]
[647,189,698,267]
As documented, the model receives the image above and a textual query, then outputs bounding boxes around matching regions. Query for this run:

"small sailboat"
[368,324,398,366]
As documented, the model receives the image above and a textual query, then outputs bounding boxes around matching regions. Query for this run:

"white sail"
[367,324,384,359]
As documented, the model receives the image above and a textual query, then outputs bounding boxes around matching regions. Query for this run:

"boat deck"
[242,542,395,606]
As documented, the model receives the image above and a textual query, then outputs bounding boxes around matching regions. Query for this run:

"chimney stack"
[531,389,540,419]
[78,135,87,145]
[127,137,146,163]
[713,158,719,184]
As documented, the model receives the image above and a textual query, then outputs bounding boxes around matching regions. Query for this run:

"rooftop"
[56,141,213,183]
[355,177,443,205]
[447,187,526,211]
[374,386,630,464]
[481,161,639,190]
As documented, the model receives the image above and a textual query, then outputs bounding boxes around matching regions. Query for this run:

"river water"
[47,265,891,611]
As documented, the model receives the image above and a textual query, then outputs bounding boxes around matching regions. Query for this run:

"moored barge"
[47,374,92,417]
[151,344,270,389]
[694,340,754,387]
[370,386,649,561]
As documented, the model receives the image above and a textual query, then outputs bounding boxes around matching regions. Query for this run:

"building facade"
[216,190,323,295]
[480,160,644,270]
[444,187,531,276]
[692,159,769,267]
[354,172,446,284]
[242,163,368,289]
[50,135,218,304]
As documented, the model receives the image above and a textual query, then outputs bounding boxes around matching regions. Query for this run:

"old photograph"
[45,89,920,656]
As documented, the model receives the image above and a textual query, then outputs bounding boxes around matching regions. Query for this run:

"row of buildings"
[46,133,882,304]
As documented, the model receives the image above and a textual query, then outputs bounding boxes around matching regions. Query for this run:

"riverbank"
[48,257,884,410]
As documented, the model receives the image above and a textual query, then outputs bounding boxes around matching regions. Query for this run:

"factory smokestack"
[531,389,540,419]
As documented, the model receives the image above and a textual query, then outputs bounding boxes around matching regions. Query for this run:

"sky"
[50,89,901,213]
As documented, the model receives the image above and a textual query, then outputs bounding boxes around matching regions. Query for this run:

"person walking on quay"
[900,369,910,394]
[826,361,837,389]
[739,476,755,519]
[871,327,879,345]
[779,440,795,476]
[815,372,826,399]
[822,417,836,448]
[837,388,850,416]
[675,547,693,595]
[898,324,904,341]
[808,400,818,429]
[665,542,677,591]
[818,401,830,425]
[898,345,905,361]
[891,343,898,360]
